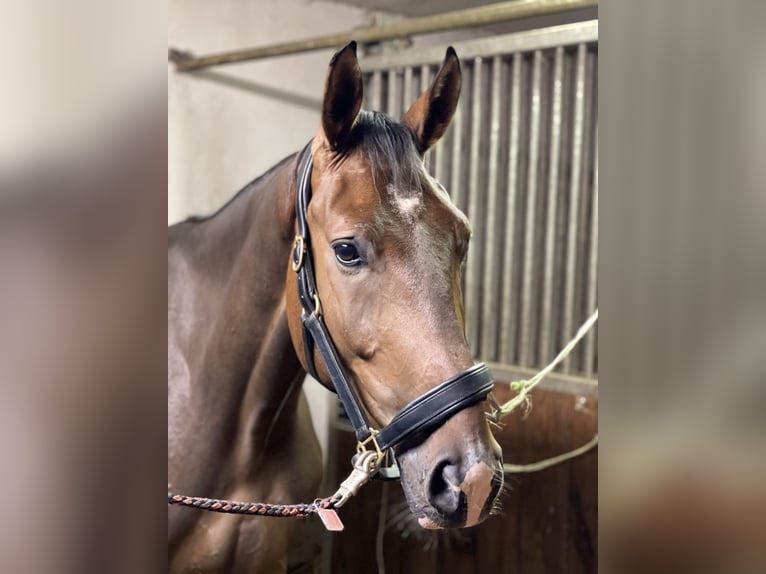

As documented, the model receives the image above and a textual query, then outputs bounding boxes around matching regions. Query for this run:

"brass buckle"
[312,293,322,318]
[356,427,384,459]
[356,428,399,480]
[291,235,305,272]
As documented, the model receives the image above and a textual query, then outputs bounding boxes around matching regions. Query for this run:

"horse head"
[286,42,503,529]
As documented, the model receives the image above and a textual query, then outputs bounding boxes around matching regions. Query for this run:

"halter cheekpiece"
[291,143,495,477]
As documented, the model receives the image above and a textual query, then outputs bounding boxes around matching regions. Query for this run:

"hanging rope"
[489,309,598,422]
[503,434,599,474]
[486,309,598,475]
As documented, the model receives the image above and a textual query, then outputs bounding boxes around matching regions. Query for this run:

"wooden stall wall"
[328,384,597,574]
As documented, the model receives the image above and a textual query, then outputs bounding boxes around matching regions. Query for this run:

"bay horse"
[168,42,503,573]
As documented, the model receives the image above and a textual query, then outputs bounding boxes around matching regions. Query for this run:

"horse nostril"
[428,459,464,518]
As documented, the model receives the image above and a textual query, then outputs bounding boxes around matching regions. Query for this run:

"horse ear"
[402,47,461,155]
[320,41,363,150]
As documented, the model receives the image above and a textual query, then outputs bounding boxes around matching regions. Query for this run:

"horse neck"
[179,152,305,456]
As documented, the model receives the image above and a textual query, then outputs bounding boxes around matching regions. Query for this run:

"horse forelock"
[330,111,469,231]
[332,110,422,197]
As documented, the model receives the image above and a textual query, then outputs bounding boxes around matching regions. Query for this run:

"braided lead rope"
[168,449,381,523]
[167,492,341,517]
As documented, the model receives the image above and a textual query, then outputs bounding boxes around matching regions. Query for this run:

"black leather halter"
[291,143,494,459]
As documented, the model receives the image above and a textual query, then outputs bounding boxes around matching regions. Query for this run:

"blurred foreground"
[0,1,764,573]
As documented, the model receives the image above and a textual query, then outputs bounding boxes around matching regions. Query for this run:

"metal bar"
[386,69,400,118]
[500,52,523,365]
[448,69,466,212]
[453,61,470,312]
[575,46,597,373]
[419,64,431,92]
[169,1,598,71]
[361,21,597,71]
[419,65,435,172]
[465,58,485,356]
[486,362,598,398]
[480,55,504,361]
[434,121,450,192]
[370,70,383,111]
[584,126,598,378]
[402,66,414,112]
[519,50,543,368]
[429,71,442,178]
[432,62,450,187]
[403,66,414,103]
[561,43,587,372]
[539,46,565,365]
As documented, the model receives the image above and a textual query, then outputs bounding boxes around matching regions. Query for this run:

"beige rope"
[490,309,598,421]
[503,434,598,474]
[489,309,599,473]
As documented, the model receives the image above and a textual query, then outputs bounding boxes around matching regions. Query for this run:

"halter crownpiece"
[291,143,495,477]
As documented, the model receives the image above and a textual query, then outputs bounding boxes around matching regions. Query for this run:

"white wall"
[168,0,374,222]
[1,0,164,169]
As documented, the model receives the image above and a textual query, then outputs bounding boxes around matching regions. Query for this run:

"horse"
[168,41,503,573]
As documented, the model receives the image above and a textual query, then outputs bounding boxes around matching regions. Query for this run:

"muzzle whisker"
[389,500,417,538]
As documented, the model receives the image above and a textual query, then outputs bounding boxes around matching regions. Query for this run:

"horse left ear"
[320,41,363,150]
[402,47,462,155]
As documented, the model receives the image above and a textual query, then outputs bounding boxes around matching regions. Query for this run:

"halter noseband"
[291,143,494,468]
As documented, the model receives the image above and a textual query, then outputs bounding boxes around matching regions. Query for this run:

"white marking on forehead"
[391,190,422,219]
[386,179,423,222]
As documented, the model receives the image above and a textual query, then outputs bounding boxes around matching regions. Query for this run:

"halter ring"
[291,235,305,272]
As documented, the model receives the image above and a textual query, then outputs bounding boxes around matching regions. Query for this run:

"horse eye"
[333,242,361,266]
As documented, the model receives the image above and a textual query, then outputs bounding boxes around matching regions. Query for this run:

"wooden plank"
[566,394,598,573]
